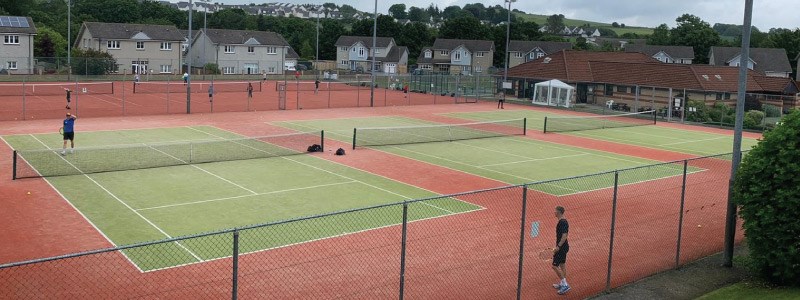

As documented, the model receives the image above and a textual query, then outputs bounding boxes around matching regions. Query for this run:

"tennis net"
[277,81,373,91]
[0,82,114,96]
[12,131,323,179]
[543,111,656,133]
[133,81,262,94]
[353,118,526,149]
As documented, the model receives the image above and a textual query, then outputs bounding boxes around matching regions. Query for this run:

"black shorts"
[63,132,75,141]
[552,245,569,266]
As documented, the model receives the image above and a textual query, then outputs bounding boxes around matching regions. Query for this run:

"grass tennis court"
[277,116,698,195]
[3,126,479,271]
[444,110,759,156]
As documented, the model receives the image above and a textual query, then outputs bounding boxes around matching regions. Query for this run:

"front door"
[244,64,258,75]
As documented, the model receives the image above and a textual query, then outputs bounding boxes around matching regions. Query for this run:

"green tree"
[350,15,401,37]
[300,40,314,60]
[408,7,429,22]
[734,110,800,286]
[574,37,594,50]
[397,22,434,65]
[208,8,249,30]
[75,0,141,24]
[318,19,347,60]
[426,4,441,22]
[0,0,34,15]
[34,26,68,58]
[648,24,671,45]
[388,4,407,19]
[597,27,618,38]
[441,6,464,19]
[611,22,619,28]
[545,14,566,35]
[438,15,492,40]
[463,3,486,20]
[669,14,721,64]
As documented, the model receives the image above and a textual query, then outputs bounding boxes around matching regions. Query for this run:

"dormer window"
[424,51,432,58]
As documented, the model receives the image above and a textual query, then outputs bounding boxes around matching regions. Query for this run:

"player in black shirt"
[552,206,570,295]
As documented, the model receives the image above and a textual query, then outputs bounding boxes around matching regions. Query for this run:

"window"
[514,52,523,58]
[424,51,432,58]
[454,51,461,61]
[136,42,145,50]
[358,47,365,57]
[724,93,731,100]
[4,35,19,44]
[160,42,172,51]
[6,61,17,70]
[475,65,483,73]
[437,65,449,72]
[340,60,348,65]
[420,64,432,70]
[715,93,723,100]
[476,51,485,58]
[440,50,448,56]
[181,44,188,52]
[529,52,535,59]
[340,46,348,51]
[248,46,255,53]
[537,52,545,58]
[224,45,235,53]
[616,86,628,93]
[160,65,172,73]
[107,40,120,49]
[266,47,276,54]
[374,49,381,54]
[268,67,276,73]
[605,84,614,96]
[223,67,236,74]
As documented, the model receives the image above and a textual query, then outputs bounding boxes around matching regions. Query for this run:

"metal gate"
[278,82,287,110]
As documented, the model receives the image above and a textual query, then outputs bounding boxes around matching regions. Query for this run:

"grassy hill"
[515,13,654,36]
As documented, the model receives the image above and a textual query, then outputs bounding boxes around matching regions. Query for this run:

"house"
[709,47,793,78]
[590,38,646,50]
[504,50,800,110]
[625,45,695,64]
[189,28,291,75]
[0,16,36,74]
[75,22,184,74]
[416,39,494,75]
[335,36,409,74]
[507,40,572,68]
[580,28,601,38]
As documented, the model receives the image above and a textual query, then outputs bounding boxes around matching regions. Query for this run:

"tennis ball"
[697,225,702,228]
[27,191,31,195]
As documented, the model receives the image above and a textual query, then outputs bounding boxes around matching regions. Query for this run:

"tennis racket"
[59,127,64,136]
[538,247,554,261]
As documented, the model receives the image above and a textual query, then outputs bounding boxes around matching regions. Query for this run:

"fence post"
[605,171,619,291]
[352,128,357,150]
[398,202,409,300]
[232,229,239,300]
[516,185,529,300]
[675,160,689,268]
[22,80,26,120]
[12,150,17,180]
[320,130,325,152]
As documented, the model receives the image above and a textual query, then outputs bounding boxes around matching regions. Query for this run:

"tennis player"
[208,84,214,102]
[65,88,72,109]
[497,91,505,109]
[314,79,320,94]
[552,206,570,295]
[247,82,254,98]
[183,72,189,85]
[61,113,77,155]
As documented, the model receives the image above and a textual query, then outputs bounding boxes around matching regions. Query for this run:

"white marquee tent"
[532,79,575,108]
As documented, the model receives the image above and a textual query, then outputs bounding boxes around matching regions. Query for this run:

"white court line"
[1,136,143,272]
[556,168,708,197]
[660,136,727,146]
[136,181,357,211]
[28,134,204,264]
[3,125,219,138]
[566,131,722,156]
[479,153,590,167]
[145,144,258,195]
[186,126,457,215]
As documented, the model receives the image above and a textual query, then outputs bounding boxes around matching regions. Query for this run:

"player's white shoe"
[69,149,74,154]
[60,150,66,156]
[552,283,561,289]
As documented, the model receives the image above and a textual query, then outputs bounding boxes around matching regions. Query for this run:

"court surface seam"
[27,134,205,264]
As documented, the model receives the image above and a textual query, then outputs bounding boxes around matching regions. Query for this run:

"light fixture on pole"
[502,0,516,102]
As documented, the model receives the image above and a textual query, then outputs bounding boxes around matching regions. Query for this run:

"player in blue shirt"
[61,113,77,156]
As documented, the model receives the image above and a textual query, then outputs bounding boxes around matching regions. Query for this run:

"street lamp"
[502,0,516,102]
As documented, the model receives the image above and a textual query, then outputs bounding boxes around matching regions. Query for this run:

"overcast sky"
[212,0,797,30]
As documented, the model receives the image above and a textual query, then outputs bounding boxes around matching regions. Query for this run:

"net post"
[320,130,325,152]
[523,118,527,135]
[12,150,17,180]
[352,128,357,150]
[111,81,115,94]
[605,171,620,291]
[653,109,657,125]
[133,81,137,94]
[543,117,548,134]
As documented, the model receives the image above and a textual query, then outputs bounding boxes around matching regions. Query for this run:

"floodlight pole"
[316,8,320,80]
[202,3,207,80]
[370,0,377,107]
[503,0,515,101]
[67,0,71,79]
[187,0,193,114]
[723,0,753,268]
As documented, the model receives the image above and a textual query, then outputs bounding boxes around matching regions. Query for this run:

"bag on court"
[307,144,322,152]
[335,148,346,156]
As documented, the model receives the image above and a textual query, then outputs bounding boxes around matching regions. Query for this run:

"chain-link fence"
[0,152,745,299]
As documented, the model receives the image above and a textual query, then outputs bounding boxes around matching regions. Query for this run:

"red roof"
[506,50,799,94]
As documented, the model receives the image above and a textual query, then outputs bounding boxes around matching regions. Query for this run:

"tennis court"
[2,126,480,271]
[444,110,759,156]
[276,116,696,195]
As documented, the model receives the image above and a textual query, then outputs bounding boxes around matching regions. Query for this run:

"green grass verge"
[696,282,800,300]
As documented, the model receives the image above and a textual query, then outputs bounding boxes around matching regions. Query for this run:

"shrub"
[743,110,766,130]
[733,110,800,286]
[70,48,117,75]
[204,63,220,75]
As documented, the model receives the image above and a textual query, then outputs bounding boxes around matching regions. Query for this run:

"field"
[514,12,654,36]
[0,100,761,298]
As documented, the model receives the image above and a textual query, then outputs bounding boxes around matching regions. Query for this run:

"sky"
[211,0,798,30]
